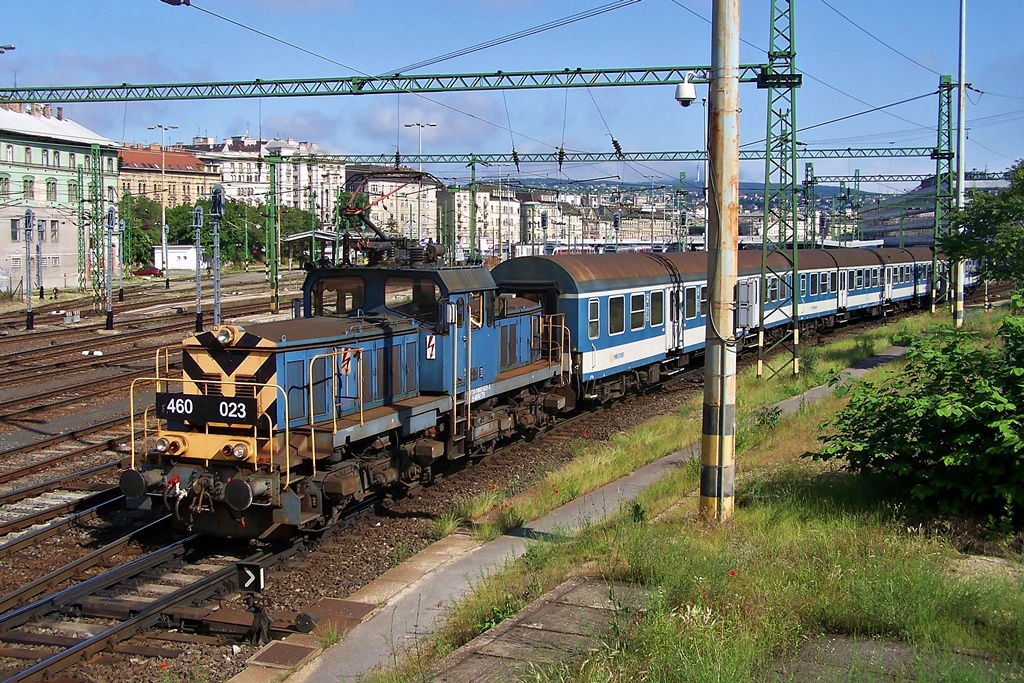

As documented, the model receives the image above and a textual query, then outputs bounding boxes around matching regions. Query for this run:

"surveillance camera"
[674,72,698,107]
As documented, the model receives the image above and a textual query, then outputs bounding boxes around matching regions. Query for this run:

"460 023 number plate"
[155,393,258,426]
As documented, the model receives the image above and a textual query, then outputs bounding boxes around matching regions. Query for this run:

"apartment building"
[1,103,119,291]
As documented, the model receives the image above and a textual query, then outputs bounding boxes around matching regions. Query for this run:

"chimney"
[31,103,42,117]
[43,104,52,118]
[13,102,22,113]
[56,107,63,120]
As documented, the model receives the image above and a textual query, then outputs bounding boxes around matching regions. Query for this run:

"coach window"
[588,299,600,339]
[767,276,779,302]
[830,272,837,293]
[313,276,365,316]
[855,270,863,289]
[684,287,697,320]
[800,273,807,297]
[810,273,819,296]
[872,268,880,287]
[650,290,664,327]
[699,285,708,316]
[630,293,645,331]
[609,295,625,335]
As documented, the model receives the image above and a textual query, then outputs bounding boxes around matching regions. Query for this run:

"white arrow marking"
[243,567,256,589]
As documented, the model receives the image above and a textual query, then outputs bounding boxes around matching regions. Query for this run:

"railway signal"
[237,563,265,592]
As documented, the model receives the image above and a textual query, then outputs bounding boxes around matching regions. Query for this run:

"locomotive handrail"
[307,347,364,470]
[127,376,292,488]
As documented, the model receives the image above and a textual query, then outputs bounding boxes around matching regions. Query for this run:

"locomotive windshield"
[385,276,440,325]
[312,276,365,316]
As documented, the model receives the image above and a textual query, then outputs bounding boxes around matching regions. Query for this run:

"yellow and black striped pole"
[700,0,739,523]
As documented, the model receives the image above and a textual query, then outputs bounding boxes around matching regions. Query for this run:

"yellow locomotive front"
[122,324,302,538]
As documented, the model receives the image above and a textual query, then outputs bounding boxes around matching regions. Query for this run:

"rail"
[0,540,297,683]
[307,347,364,470]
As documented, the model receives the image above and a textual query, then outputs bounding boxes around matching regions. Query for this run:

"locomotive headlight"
[231,443,249,460]
[156,437,184,454]
[215,327,235,345]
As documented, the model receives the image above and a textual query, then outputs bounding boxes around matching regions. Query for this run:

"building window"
[69,152,76,168]
[630,293,645,331]
[609,295,625,335]
[67,182,78,202]
[0,176,8,197]
[38,220,46,242]
[24,148,32,165]
[53,151,60,168]
[11,256,21,268]
[106,157,114,173]
[5,145,12,163]
[23,178,34,200]
[50,220,59,242]
[46,180,57,201]
[108,186,116,203]
[41,149,49,166]
[84,155,90,171]
[138,181,146,195]
[10,218,20,242]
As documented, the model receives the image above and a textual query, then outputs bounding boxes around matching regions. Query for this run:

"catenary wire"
[817,0,942,77]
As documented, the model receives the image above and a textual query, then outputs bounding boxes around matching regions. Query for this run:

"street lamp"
[148,123,178,289]
[0,45,15,55]
[404,122,436,242]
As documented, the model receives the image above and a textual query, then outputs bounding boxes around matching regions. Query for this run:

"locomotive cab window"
[385,277,441,324]
[630,293,645,331]
[313,276,365,317]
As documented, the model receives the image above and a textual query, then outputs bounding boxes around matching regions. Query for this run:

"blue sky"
[2,0,1021,192]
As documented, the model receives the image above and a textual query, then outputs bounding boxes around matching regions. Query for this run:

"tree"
[942,160,1024,288]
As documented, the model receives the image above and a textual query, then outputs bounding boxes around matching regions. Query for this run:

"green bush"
[811,319,1024,525]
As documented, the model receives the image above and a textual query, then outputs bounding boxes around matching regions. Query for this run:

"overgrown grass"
[463,312,949,542]
[364,308,1024,682]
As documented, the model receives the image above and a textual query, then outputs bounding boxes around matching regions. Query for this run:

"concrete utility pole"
[700,0,740,523]
[953,0,967,329]
[149,123,177,289]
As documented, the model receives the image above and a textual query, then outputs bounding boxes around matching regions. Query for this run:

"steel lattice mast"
[757,0,801,379]
[931,75,956,314]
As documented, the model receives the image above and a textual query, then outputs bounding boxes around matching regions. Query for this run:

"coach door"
[883,266,894,301]
[837,269,849,309]
[669,285,684,349]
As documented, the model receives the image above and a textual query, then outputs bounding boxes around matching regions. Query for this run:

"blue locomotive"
[120,243,968,538]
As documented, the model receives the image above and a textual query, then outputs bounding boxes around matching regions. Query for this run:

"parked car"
[133,267,163,277]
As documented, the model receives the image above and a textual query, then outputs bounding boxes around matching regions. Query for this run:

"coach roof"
[493,252,792,295]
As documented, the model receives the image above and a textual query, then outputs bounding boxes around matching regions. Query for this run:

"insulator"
[557,147,565,172]
[394,150,401,168]
[612,138,623,159]
[512,148,520,172]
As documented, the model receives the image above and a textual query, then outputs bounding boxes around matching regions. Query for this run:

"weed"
[474,592,521,632]
[427,511,463,540]
[319,623,341,650]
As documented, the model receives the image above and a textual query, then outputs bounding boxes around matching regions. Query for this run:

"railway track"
[0,463,121,541]
[0,537,299,683]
